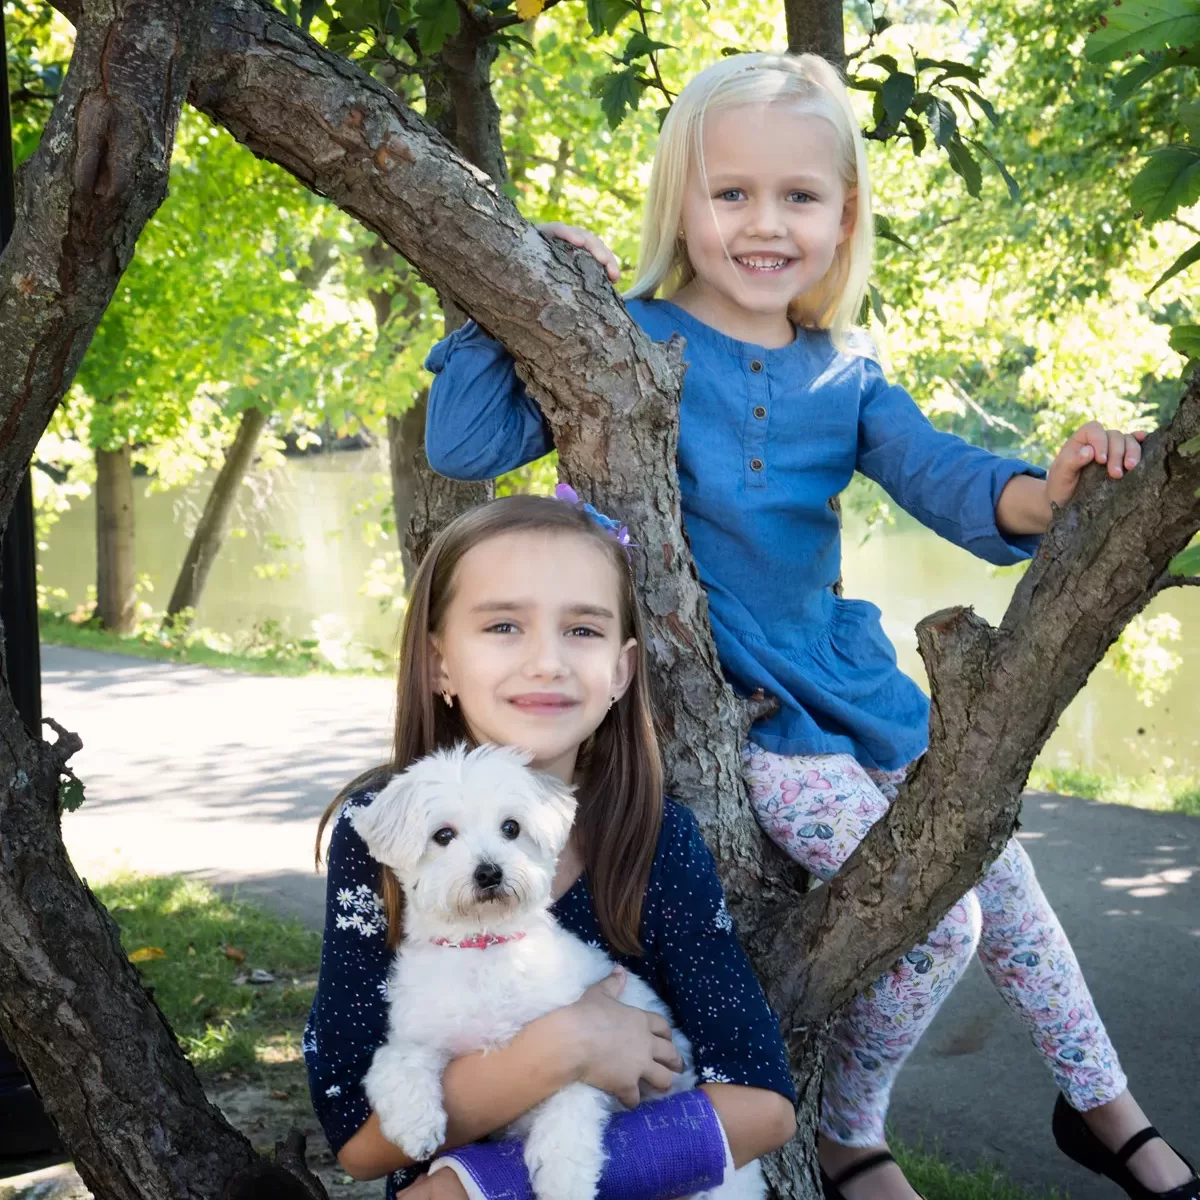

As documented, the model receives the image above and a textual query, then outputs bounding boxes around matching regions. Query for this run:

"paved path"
[45,645,1200,1198]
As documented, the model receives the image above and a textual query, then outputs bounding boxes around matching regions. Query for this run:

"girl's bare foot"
[819,1136,922,1200]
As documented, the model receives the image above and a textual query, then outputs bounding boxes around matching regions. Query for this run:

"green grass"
[39,608,388,678]
[893,1138,1066,1200]
[1029,764,1200,817]
[97,873,322,1074]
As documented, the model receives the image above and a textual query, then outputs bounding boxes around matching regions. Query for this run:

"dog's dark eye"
[432,827,456,847]
[500,819,520,840]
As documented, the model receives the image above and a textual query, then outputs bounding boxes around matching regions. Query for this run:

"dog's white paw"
[526,1151,603,1200]
[376,1095,447,1163]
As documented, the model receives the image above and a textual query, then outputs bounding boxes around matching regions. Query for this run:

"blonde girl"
[422,52,1196,1200]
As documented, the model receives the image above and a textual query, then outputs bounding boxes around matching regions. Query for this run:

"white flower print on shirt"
[325,1084,342,1097]
[713,897,733,933]
[335,883,386,938]
[700,1066,732,1084]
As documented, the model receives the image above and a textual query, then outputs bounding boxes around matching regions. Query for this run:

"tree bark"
[94,443,136,633]
[785,0,845,66]
[403,33,503,558]
[0,1,328,1197]
[165,406,267,625]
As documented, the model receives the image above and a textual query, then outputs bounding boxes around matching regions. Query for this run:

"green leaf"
[875,213,914,251]
[926,97,957,149]
[946,135,982,198]
[903,116,927,156]
[1180,434,1200,455]
[621,31,674,62]
[948,85,1000,128]
[1148,239,1200,293]
[881,72,916,129]
[1182,99,1200,141]
[870,54,899,74]
[59,777,86,813]
[1131,144,1200,223]
[413,0,458,54]
[869,283,888,326]
[591,67,647,129]
[1085,0,1200,65]
[968,138,1021,201]
[916,57,983,85]
[1168,324,1200,356]
[585,0,635,36]
[1168,542,1200,576]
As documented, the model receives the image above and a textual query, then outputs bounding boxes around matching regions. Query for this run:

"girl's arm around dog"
[338,971,683,1181]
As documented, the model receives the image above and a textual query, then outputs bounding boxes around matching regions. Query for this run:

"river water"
[36,449,1200,779]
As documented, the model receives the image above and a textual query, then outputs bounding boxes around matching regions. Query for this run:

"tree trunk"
[785,0,845,66]
[0,1,328,1196]
[95,443,136,634]
[165,406,266,625]
[386,404,423,586]
[400,34,504,560]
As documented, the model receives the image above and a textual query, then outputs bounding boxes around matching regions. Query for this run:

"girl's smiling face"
[431,530,637,784]
[674,102,855,346]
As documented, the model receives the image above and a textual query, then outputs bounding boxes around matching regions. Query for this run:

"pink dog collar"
[430,932,527,950]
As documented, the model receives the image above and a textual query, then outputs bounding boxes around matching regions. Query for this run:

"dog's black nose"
[474,862,503,890]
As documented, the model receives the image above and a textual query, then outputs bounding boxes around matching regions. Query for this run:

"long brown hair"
[316,494,664,955]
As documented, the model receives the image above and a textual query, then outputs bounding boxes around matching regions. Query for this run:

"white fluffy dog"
[349,742,764,1200]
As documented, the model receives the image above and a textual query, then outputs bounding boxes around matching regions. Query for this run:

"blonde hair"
[626,52,873,345]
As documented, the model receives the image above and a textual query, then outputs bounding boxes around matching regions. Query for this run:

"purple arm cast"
[430,1089,730,1200]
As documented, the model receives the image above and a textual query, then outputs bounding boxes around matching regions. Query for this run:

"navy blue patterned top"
[304,786,796,1197]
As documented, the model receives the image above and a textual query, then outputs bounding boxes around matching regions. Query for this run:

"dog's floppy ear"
[348,775,429,876]
[521,771,577,859]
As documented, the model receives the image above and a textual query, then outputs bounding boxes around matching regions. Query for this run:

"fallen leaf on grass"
[270,1090,289,1101]
[128,947,166,963]
[223,943,247,963]
[191,993,205,1007]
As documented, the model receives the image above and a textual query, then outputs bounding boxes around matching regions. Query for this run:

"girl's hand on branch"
[1046,421,1147,509]
[537,222,621,283]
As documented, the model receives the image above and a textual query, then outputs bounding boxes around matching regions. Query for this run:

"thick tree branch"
[757,387,1200,1027]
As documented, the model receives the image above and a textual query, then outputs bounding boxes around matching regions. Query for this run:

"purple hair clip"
[554,483,636,551]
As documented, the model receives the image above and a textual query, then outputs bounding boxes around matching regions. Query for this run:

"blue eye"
[716,188,744,202]
[789,191,816,204]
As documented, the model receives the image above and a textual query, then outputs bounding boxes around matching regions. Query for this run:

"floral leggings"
[743,745,1128,1147]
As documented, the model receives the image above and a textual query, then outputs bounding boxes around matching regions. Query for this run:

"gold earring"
[441,690,454,709]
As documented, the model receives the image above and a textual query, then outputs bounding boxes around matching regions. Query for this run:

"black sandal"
[820,1150,926,1200]
[1053,1094,1200,1200]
